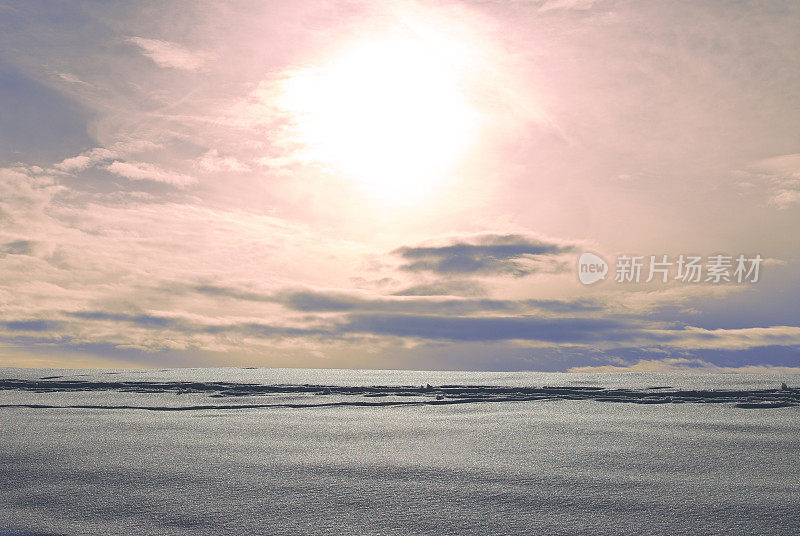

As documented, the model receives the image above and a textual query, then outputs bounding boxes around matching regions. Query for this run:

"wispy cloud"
[757,154,800,209]
[54,141,160,173]
[105,161,197,187]
[270,288,601,316]
[391,280,488,297]
[538,0,604,13]
[55,72,93,87]
[651,325,800,351]
[195,150,250,173]
[569,357,800,374]
[738,153,800,209]
[189,285,601,316]
[128,37,212,71]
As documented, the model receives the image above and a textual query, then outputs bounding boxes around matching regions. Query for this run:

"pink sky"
[0,0,799,371]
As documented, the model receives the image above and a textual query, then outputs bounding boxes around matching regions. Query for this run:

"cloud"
[0,165,347,352]
[63,310,330,343]
[393,233,574,276]
[1,165,796,363]
[54,154,95,173]
[67,311,184,330]
[2,319,65,332]
[128,37,211,71]
[3,306,626,350]
[392,280,487,297]
[105,161,197,187]
[770,190,800,208]
[651,325,800,350]
[285,292,529,315]
[0,167,63,226]
[0,343,149,369]
[538,0,603,13]
[55,71,93,87]
[194,285,601,316]
[195,149,250,173]
[741,153,800,209]
[192,284,274,303]
[0,240,35,256]
[752,153,800,176]
[54,140,160,173]
[569,357,800,374]
[342,313,631,343]
[527,299,602,313]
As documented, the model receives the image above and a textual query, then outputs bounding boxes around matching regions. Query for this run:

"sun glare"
[277,33,479,204]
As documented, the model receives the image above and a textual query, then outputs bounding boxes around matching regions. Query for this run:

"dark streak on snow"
[0,379,797,411]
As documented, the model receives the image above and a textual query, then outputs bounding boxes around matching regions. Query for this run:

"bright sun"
[277,33,478,204]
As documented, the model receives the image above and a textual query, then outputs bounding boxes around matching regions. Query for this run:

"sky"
[0,0,799,372]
